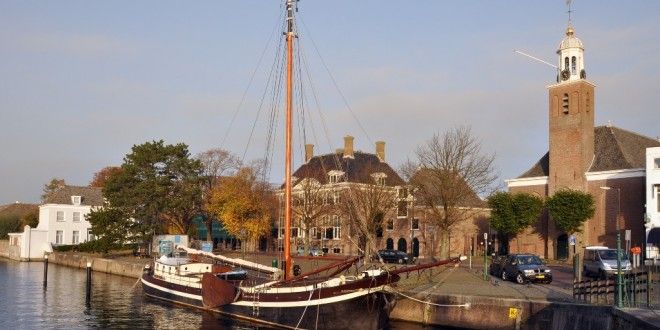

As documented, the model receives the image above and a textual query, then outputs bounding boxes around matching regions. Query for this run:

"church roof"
[558,26,584,51]
[517,125,660,178]
[288,151,405,187]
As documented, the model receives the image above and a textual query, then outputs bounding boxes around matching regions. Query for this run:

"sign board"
[201,241,213,253]
[569,235,577,246]
[159,240,174,256]
[625,230,631,241]
[508,307,519,320]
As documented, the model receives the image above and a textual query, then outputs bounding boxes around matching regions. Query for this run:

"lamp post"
[601,186,623,308]
[483,232,488,280]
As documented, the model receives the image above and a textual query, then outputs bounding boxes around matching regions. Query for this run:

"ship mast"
[283,0,295,280]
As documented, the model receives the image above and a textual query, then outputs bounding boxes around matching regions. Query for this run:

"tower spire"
[566,0,573,26]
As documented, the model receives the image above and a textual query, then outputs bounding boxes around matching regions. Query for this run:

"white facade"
[557,26,586,83]
[645,147,660,259]
[7,226,51,260]
[37,199,96,246]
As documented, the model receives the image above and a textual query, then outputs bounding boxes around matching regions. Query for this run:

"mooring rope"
[387,288,471,308]
[294,286,317,329]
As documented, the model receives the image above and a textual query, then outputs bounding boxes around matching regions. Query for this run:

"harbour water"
[0,258,444,329]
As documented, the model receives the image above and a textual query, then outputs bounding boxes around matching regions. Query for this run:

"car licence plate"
[536,275,545,279]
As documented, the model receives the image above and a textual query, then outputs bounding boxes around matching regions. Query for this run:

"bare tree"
[337,182,398,258]
[402,126,498,259]
[197,148,241,242]
[292,178,333,255]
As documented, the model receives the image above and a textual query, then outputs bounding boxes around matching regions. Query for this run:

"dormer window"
[327,171,344,184]
[71,196,81,205]
[371,172,387,186]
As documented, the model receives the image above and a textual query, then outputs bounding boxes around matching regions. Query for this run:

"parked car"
[500,254,552,284]
[489,255,508,277]
[296,247,325,256]
[376,249,410,264]
[583,246,631,279]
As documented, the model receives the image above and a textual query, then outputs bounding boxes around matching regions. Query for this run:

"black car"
[499,254,552,284]
[376,249,410,264]
[488,255,508,277]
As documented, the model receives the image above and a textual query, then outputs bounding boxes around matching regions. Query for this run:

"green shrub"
[0,215,21,239]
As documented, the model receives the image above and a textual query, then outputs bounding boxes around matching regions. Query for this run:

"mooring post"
[86,261,92,305]
[43,254,48,289]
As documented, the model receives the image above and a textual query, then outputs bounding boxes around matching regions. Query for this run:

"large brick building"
[275,136,489,259]
[505,24,660,259]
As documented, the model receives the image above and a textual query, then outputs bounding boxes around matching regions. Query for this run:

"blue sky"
[1,1,659,204]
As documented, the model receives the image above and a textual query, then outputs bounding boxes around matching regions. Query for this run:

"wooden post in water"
[85,262,92,305]
[43,254,48,289]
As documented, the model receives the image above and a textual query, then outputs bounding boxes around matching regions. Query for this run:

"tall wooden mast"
[283,0,295,280]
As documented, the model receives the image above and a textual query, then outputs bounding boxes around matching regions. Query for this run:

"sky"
[1,1,659,205]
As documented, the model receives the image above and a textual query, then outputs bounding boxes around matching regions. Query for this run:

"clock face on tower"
[561,69,570,81]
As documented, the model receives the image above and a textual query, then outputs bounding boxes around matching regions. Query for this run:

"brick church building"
[505,24,660,259]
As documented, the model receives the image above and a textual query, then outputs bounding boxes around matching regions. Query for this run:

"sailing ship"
[141,1,464,329]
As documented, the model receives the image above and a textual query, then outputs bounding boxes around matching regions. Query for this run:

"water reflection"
[0,258,445,329]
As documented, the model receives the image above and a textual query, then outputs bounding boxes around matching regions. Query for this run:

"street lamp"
[600,186,623,308]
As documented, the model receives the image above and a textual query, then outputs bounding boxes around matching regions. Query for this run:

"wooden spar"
[283,0,294,280]
[278,256,362,284]
[388,256,462,276]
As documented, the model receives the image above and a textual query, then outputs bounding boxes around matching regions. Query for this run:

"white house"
[37,185,103,246]
[646,147,660,260]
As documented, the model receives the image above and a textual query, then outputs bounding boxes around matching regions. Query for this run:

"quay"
[2,244,657,330]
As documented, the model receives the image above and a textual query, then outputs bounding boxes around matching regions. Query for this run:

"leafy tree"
[488,191,544,253]
[547,189,595,234]
[207,167,272,251]
[89,166,123,188]
[86,208,130,254]
[402,126,498,259]
[97,140,203,244]
[0,215,21,239]
[21,210,39,228]
[196,148,240,241]
[41,178,66,202]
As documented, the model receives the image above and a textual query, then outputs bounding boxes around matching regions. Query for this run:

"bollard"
[86,262,92,305]
[43,254,48,289]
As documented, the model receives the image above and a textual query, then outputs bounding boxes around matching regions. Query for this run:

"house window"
[55,230,63,245]
[332,247,341,254]
[310,227,318,240]
[397,187,408,199]
[291,227,300,238]
[655,158,660,169]
[87,230,95,241]
[387,219,394,231]
[72,231,79,244]
[71,196,81,205]
[411,218,419,230]
[56,211,65,222]
[73,212,81,222]
[326,215,341,240]
[657,186,660,213]
[397,201,408,218]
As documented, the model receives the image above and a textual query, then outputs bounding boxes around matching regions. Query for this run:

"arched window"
[562,93,569,114]
[386,238,394,250]
[564,57,569,71]
[397,238,407,253]
[571,56,577,74]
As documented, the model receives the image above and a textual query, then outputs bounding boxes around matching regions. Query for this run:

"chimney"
[305,144,314,163]
[343,135,354,158]
[375,141,385,162]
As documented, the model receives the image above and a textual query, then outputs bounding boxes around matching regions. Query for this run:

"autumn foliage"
[207,168,272,243]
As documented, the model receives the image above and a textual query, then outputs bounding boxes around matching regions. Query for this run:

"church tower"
[548,24,595,194]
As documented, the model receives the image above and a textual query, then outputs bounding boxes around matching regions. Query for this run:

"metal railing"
[573,270,659,308]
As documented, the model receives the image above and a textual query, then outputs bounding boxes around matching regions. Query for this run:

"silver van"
[583,246,631,279]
